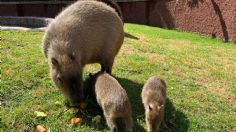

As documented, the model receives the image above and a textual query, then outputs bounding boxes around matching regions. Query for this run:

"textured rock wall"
[119,0,236,42]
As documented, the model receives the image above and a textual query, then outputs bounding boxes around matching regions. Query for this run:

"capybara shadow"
[125,32,139,40]
[160,98,189,132]
[116,77,146,132]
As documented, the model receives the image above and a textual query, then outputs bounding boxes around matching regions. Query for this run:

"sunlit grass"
[1,23,236,131]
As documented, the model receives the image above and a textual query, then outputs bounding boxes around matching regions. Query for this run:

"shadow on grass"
[117,77,146,132]
[125,32,139,40]
[162,98,189,132]
[77,76,189,132]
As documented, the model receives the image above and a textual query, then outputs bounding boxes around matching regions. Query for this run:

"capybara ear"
[149,104,153,111]
[160,78,167,87]
[51,57,59,66]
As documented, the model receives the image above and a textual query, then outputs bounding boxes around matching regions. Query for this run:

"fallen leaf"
[36,125,47,132]
[71,117,82,124]
[34,111,47,117]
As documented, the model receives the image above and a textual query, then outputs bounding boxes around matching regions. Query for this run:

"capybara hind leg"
[124,115,133,132]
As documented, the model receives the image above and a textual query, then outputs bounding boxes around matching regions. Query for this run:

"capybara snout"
[52,75,84,105]
[50,55,84,105]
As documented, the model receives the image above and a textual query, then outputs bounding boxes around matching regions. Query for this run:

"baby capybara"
[42,0,124,105]
[89,71,133,132]
[141,76,166,132]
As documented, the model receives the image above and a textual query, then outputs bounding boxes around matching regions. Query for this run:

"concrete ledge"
[0,26,46,32]
[0,16,53,28]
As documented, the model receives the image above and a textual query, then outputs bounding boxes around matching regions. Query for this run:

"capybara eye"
[58,77,62,82]
[69,52,75,61]
[51,58,59,66]
[57,75,62,82]
[149,105,153,111]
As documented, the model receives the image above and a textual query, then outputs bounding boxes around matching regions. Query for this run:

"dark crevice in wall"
[148,0,175,29]
[211,0,229,42]
[145,1,150,25]
[187,0,204,8]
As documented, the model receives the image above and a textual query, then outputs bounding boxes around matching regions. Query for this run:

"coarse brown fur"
[89,71,133,132]
[81,0,123,21]
[97,0,123,22]
[141,76,166,132]
[42,0,124,105]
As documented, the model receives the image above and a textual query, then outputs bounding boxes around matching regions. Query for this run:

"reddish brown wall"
[119,1,149,24]
[152,0,236,42]
[119,0,236,42]
[0,0,235,42]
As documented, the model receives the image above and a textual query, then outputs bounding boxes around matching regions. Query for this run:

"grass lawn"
[1,23,236,132]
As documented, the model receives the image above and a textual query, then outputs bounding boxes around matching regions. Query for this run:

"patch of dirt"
[166,40,191,50]
[121,44,166,62]
[138,35,151,43]
[194,78,236,105]
[31,87,46,97]
[143,52,166,62]
[4,69,15,76]
[120,44,138,55]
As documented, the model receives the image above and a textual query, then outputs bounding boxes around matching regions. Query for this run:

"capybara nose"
[69,91,84,106]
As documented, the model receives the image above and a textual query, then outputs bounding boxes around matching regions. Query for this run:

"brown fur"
[42,0,124,105]
[89,71,133,132]
[141,76,166,132]
[97,0,123,21]
[80,0,123,21]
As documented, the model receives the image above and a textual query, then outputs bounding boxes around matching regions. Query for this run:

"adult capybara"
[42,0,124,105]
[141,76,166,132]
[89,71,133,132]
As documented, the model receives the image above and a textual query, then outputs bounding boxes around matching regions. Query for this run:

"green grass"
[1,23,236,132]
